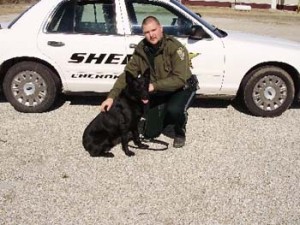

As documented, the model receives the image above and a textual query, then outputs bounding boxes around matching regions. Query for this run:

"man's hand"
[149,83,154,92]
[100,98,113,112]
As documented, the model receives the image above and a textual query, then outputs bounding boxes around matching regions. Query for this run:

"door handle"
[47,41,65,47]
[129,43,137,49]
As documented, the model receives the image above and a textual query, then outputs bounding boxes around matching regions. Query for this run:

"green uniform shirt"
[108,34,192,99]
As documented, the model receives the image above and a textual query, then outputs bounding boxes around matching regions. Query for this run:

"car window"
[125,0,193,37]
[47,0,116,34]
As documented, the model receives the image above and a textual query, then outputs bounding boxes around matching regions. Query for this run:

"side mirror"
[171,18,177,26]
[189,25,210,40]
[196,12,202,18]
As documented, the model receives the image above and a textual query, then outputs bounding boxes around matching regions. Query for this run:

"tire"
[243,66,295,117]
[3,61,58,113]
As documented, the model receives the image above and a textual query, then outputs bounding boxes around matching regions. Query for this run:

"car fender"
[0,33,68,92]
[221,31,300,95]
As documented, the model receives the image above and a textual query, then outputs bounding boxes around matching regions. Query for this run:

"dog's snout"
[141,92,149,104]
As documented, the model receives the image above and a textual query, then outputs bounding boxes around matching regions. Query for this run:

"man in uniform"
[100,16,197,148]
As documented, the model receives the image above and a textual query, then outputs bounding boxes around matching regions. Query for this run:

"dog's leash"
[128,102,169,151]
[142,138,169,151]
[129,138,169,151]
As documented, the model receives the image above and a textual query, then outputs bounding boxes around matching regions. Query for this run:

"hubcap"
[23,82,36,96]
[264,86,276,100]
[252,75,287,111]
[11,71,47,107]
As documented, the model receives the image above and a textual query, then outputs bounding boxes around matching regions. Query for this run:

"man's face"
[142,20,163,45]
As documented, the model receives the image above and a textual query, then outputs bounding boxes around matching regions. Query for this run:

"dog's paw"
[101,152,115,158]
[125,150,135,157]
[89,152,114,158]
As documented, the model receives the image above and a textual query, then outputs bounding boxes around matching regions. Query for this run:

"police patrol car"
[0,0,299,117]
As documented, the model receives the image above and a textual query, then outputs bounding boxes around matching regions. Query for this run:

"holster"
[184,74,199,91]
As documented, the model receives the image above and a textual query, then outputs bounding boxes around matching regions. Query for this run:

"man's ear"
[160,25,163,34]
[125,70,134,83]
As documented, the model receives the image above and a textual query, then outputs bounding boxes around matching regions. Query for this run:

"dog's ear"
[125,70,135,84]
[143,68,150,79]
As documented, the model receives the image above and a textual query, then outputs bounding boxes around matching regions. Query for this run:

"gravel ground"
[1,9,300,225]
[1,99,300,224]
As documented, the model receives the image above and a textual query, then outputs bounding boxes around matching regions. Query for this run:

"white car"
[0,0,299,117]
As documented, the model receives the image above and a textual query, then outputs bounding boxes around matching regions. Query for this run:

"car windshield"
[170,0,227,37]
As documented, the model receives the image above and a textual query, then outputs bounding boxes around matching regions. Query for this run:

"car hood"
[0,22,10,29]
[222,30,300,68]
[223,30,300,51]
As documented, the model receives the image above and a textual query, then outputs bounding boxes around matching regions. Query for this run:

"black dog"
[82,69,150,157]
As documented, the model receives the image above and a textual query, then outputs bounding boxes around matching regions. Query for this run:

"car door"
[37,0,128,93]
[121,0,225,94]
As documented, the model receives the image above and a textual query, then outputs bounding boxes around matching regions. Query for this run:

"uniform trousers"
[148,87,196,137]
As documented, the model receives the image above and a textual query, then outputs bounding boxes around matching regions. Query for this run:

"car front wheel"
[3,61,59,113]
[243,66,295,117]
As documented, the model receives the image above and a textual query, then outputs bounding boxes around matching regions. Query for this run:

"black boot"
[173,127,186,148]
[173,135,186,148]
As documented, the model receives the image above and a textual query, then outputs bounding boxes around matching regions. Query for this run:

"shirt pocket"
[162,52,171,73]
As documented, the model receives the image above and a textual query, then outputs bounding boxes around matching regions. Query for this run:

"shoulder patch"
[177,47,185,61]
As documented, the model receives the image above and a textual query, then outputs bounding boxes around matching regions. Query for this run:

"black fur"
[82,69,150,157]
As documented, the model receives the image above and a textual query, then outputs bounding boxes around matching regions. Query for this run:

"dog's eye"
[137,74,141,79]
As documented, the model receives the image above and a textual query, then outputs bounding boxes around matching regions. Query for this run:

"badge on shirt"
[177,47,185,61]
[188,52,201,68]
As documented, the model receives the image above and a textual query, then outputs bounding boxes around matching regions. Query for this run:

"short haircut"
[142,16,161,27]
